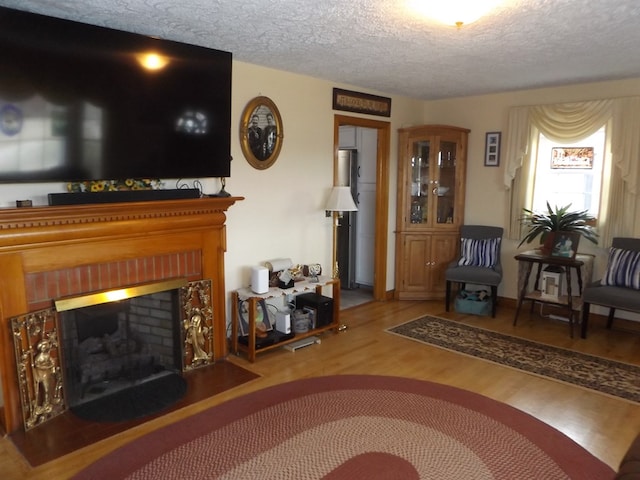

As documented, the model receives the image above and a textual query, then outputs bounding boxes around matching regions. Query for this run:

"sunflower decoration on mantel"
[67,178,163,193]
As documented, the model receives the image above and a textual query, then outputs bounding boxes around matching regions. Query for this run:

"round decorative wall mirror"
[239,96,283,170]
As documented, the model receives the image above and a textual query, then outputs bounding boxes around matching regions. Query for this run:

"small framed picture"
[484,132,501,167]
[551,147,594,169]
[550,232,580,259]
[239,96,283,170]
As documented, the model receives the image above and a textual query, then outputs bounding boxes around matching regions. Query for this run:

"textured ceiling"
[3,0,640,100]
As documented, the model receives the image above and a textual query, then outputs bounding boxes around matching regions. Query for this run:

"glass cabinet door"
[435,140,457,224]
[409,139,430,224]
[402,129,465,229]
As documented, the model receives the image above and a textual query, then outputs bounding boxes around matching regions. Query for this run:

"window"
[505,98,640,246]
[531,127,605,218]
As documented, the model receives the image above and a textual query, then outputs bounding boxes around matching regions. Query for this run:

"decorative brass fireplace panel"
[181,279,214,371]
[11,309,66,431]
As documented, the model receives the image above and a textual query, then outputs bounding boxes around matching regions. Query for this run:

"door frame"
[333,114,390,302]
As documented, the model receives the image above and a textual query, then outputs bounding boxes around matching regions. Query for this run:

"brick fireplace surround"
[0,196,240,435]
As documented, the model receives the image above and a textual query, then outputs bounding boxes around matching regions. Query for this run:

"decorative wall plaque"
[332,88,391,117]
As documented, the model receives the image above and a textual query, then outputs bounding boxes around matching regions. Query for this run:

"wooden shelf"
[230,277,340,362]
[523,291,583,311]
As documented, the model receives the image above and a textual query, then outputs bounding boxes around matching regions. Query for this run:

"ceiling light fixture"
[408,0,505,28]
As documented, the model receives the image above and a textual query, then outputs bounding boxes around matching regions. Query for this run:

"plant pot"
[540,233,556,256]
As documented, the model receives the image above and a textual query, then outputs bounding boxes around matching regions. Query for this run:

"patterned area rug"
[72,375,613,479]
[387,315,640,404]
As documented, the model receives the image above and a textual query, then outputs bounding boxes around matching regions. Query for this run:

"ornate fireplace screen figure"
[181,279,214,370]
[12,309,65,430]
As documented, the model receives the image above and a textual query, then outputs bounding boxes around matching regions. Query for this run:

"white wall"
[225,62,423,304]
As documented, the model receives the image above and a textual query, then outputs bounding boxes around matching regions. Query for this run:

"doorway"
[333,115,390,306]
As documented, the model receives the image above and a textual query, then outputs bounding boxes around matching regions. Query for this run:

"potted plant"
[519,202,598,256]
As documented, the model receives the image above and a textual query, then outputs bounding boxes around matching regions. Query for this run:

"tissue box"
[278,278,294,289]
[454,290,492,316]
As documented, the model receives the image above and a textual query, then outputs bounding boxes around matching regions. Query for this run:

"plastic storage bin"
[454,290,492,316]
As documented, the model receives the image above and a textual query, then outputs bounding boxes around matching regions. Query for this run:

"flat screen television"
[0,6,232,183]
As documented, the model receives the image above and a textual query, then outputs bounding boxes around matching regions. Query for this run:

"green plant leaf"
[518,203,598,247]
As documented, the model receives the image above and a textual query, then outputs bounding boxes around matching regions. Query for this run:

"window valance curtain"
[503,97,640,245]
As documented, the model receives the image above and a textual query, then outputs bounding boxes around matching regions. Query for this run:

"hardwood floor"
[340,286,373,309]
[2,299,640,479]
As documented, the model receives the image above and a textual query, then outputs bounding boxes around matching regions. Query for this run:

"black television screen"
[0,7,232,183]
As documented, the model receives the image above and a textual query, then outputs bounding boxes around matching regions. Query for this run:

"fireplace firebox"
[59,283,184,412]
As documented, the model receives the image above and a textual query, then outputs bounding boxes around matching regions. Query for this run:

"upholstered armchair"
[445,225,504,317]
[581,237,640,338]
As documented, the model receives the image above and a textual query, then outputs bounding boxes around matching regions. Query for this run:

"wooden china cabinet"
[394,125,470,300]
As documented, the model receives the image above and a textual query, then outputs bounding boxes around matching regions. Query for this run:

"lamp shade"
[325,186,358,212]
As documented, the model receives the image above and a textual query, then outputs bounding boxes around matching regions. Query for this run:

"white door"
[355,183,376,286]
[355,128,377,286]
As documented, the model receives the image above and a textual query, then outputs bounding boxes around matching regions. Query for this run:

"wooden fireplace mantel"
[0,196,242,434]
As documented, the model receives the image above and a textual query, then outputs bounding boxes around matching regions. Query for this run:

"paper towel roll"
[265,258,293,272]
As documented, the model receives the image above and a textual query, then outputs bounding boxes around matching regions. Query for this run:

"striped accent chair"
[445,225,504,317]
[581,237,640,338]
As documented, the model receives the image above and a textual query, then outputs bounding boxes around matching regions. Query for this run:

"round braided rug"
[73,375,614,479]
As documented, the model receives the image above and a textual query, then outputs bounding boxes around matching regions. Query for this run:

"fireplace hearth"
[70,372,188,423]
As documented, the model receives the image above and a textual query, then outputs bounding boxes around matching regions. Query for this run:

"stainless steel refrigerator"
[337,149,358,289]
